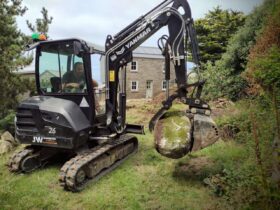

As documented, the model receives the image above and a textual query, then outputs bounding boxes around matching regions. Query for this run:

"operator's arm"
[92,79,98,88]
[63,83,80,89]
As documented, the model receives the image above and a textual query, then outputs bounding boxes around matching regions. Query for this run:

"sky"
[17,0,263,47]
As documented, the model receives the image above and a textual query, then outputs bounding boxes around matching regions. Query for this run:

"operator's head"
[73,62,84,78]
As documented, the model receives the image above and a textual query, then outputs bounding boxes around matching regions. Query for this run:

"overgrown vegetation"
[209,99,279,209]
[196,0,280,208]
[201,0,276,101]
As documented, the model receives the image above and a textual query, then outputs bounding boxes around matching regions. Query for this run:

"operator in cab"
[62,62,98,92]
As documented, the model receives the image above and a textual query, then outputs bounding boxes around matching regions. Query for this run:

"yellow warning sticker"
[109,70,115,82]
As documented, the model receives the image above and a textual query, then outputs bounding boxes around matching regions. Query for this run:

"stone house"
[127,46,176,99]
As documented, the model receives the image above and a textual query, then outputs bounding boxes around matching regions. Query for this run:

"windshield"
[38,42,87,94]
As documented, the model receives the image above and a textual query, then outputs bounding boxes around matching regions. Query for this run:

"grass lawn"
[0,100,235,210]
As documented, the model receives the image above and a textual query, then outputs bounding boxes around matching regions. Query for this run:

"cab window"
[91,54,106,115]
[38,42,87,94]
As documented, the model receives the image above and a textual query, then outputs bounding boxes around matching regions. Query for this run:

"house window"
[162,80,167,91]
[131,61,138,72]
[131,81,139,91]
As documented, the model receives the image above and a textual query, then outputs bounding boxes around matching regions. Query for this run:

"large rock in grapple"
[154,109,219,159]
[154,110,192,159]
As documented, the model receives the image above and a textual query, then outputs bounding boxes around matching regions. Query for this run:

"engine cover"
[15,96,91,149]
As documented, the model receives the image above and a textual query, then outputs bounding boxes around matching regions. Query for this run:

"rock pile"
[0,131,18,154]
[212,98,234,109]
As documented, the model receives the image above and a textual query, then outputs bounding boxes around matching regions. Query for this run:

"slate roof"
[133,46,163,59]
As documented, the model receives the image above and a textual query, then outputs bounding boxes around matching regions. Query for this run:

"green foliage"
[0,1,52,119]
[202,0,276,100]
[194,7,245,64]
[218,115,251,142]
[244,0,280,95]
[0,110,15,133]
[0,0,33,118]
[215,99,278,209]
[251,46,280,90]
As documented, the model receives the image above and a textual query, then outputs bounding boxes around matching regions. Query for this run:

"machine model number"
[48,127,56,134]
[45,126,56,135]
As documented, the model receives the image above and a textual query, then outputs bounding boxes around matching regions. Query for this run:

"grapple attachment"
[191,113,219,152]
[151,103,219,159]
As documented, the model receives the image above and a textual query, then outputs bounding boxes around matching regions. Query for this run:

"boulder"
[154,109,220,159]
[154,110,192,159]
[1,131,18,146]
[0,140,13,154]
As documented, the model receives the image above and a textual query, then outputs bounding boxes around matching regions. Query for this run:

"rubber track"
[8,148,34,172]
[59,135,138,192]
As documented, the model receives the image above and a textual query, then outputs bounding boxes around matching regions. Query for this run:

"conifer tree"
[0,0,31,118]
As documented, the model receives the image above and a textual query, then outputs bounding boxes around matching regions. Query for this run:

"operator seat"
[50,77,61,93]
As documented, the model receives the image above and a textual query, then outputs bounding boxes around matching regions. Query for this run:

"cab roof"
[26,38,104,54]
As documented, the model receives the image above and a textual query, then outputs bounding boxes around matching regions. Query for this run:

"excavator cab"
[35,39,104,122]
[13,39,105,150]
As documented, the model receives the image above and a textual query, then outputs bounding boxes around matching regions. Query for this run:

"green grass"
[0,137,232,210]
[0,101,238,210]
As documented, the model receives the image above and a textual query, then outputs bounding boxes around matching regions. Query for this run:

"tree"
[0,1,53,119]
[0,0,32,118]
[193,7,245,65]
[26,7,53,38]
[202,0,275,100]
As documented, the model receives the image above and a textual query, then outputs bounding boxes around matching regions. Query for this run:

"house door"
[146,80,153,99]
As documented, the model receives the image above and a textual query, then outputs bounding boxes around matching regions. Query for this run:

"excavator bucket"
[153,108,219,159]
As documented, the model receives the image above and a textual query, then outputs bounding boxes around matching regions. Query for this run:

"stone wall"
[126,57,176,99]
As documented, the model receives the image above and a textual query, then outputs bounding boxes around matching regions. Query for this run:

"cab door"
[36,40,95,124]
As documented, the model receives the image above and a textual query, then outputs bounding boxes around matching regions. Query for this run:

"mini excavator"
[8,0,219,192]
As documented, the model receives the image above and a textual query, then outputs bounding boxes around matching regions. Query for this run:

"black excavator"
[8,0,219,192]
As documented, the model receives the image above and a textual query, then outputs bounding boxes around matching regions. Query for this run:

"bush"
[0,110,16,135]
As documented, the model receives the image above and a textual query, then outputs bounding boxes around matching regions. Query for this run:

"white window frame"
[162,80,167,91]
[131,81,139,92]
[130,61,138,72]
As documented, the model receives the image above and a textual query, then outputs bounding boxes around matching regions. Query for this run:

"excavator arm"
[105,0,219,158]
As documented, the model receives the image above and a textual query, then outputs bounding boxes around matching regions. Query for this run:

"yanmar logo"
[125,27,152,49]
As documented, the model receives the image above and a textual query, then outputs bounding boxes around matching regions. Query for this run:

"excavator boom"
[104,0,219,158]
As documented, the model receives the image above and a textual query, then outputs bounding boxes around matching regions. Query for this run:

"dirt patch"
[173,156,221,181]
[210,98,236,119]
[151,88,178,105]
[179,156,214,174]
